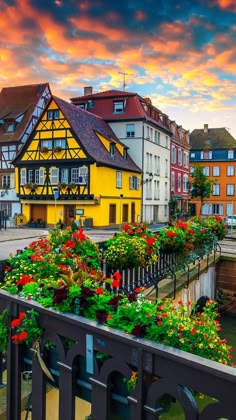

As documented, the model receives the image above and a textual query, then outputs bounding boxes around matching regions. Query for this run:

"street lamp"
[119,194,123,230]
[53,187,59,229]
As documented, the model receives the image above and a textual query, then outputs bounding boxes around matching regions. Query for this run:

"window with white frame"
[28,169,34,183]
[165,136,169,148]
[213,166,220,176]
[41,140,53,150]
[164,205,168,217]
[126,124,135,138]
[178,149,182,166]
[129,176,140,190]
[171,172,175,191]
[146,153,152,173]
[177,174,181,192]
[227,184,234,195]
[203,166,210,176]
[154,180,160,199]
[0,202,11,217]
[202,204,212,215]
[227,165,234,176]
[228,150,234,159]
[54,139,66,148]
[2,175,10,188]
[190,152,195,158]
[200,151,204,159]
[113,101,124,113]
[35,169,44,185]
[172,146,176,164]
[61,168,69,183]
[116,171,122,188]
[183,152,189,168]
[183,174,188,191]
[212,204,223,215]
[212,184,220,195]
[78,167,88,184]
[47,109,59,120]
[50,168,59,185]
[20,169,27,185]
[150,128,153,141]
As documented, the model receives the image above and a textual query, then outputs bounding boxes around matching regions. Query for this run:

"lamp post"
[53,187,59,229]
[119,194,123,230]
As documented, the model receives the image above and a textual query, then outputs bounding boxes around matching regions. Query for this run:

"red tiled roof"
[0,83,50,143]
[70,89,172,133]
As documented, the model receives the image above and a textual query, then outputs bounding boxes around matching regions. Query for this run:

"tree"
[190,163,216,214]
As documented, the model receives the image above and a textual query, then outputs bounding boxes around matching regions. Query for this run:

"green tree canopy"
[190,163,216,214]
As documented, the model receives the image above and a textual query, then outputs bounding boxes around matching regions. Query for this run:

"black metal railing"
[0,291,236,420]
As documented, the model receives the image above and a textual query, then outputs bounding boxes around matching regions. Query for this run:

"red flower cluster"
[11,312,28,344]
[17,274,35,287]
[166,231,177,238]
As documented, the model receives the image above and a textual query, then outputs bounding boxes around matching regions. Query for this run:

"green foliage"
[190,163,216,212]
[0,308,9,354]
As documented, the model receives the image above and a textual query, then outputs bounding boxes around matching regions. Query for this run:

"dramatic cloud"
[0,0,235,135]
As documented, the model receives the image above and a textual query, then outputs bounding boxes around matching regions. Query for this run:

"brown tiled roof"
[70,89,172,134]
[54,96,141,173]
[0,83,50,143]
[190,127,236,150]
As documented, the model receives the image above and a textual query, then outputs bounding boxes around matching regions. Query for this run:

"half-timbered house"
[13,96,142,228]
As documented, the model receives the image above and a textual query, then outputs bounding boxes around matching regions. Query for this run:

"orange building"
[189,124,236,217]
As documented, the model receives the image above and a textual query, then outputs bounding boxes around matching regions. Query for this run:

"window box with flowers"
[53,146,63,153]
[40,146,49,153]
[24,183,39,192]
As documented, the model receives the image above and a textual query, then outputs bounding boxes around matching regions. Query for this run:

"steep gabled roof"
[70,89,172,134]
[190,127,236,150]
[0,83,50,143]
[53,96,141,172]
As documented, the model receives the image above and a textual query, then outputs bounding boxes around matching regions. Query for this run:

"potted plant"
[40,146,49,153]
[53,146,62,152]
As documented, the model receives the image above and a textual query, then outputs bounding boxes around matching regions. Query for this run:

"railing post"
[6,337,22,420]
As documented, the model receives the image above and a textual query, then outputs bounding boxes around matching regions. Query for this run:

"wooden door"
[64,205,76,227]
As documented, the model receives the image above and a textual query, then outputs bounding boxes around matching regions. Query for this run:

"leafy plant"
[0,308,9,354]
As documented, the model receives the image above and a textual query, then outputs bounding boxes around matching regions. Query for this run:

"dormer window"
[87,100,94,109]
[110,143,115,156]
[78,103,86,109]
[7,122,14,132]
[123,149,128,159]
[113,101,124,114]
[47,109,59,120]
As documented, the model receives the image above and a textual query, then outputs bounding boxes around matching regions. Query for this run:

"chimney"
[84,86,93,96]
[203,124,208,133]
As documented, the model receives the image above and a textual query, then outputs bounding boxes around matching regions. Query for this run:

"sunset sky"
[0,0,235,136]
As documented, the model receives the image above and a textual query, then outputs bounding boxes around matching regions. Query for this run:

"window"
[126,124,135,138]
[203,166,210,176]
[154,180,160,199]
[54,139,66,148]
[190,166,194,174]
[87,100,94,109]
[146,153,153,173]
[35,169,44,185]
[20,169,27,185]
[154,156,160,175]
[113,101,124,113]
[129,176,140,190]
[165,136,169,148]
[2,175,10,188]
[28,169,34,183]
[7,123,14,132]
[78,103,85,109]
[213,204,223,215]
[47,110,59,120]
[190,152,195,158]
[178,149,182,166]
[227,166,234,176]
[50,168,59,185]
[165,159,168,177]
[61,168,69,183]
[212,184,220,195]
[202,204,212,215]
[172,146,176,164]
[171,172,175,191]
[183,152,189,168]
[227,184,234,195]
[110,143,115,156]
[177,174,181,192]
[41,140,53,150]
[213,166,220,176]
[165,182,168,201]
[228,150,234,159]
[122,204,128,223]
[0,202,11,218]
[116,171,122,188]
[183,174,188,191]
[78,167,88,184]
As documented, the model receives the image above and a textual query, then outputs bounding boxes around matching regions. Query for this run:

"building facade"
[0,83,51,222]
[71,87,190,224]
[189,124,236,217]
[13,96,141,228]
